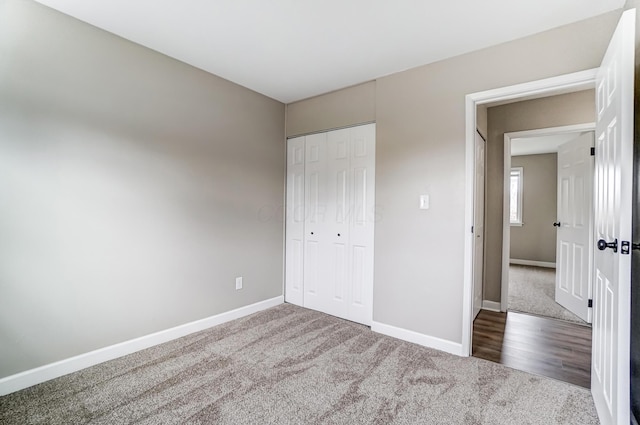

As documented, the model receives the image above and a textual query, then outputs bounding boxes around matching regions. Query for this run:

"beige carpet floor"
[508,265,588,325]
[0,303,599,424]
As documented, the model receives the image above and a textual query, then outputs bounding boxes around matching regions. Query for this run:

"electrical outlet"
[235,277,243,290]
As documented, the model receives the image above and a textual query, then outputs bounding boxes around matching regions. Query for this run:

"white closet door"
[347,123,376,325]
[284,137,305,306]
[285,124,376,326]
[303,132,329,313]
[324,128,351,319]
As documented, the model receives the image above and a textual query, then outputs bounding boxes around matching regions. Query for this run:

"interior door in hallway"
[555,132,594,323]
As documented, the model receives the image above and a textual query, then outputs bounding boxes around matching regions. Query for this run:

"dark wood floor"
[472,310,592,388]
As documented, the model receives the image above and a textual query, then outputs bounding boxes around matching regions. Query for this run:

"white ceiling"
[33,0,624,103]
[511,132,590,156]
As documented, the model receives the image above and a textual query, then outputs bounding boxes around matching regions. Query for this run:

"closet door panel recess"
[285,123,375,326]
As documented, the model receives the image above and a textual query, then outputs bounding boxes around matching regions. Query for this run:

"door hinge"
[590,147,595,156]
[471,226,474,234]
[588,299,593,308]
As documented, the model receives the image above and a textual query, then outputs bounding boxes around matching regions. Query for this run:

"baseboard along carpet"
[508,265,588,325]
[0,304,598,424]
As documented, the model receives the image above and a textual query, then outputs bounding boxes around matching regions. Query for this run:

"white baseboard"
[509,259,556,268]
[371,321,463,356]
[482,300,502,312]
[0,296,284,396]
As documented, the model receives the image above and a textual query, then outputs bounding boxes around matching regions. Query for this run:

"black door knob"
[553,222,561,227]
[597,238,618,253]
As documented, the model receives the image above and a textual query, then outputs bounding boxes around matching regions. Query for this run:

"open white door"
[555,132,594,323]
[472,130,486,320]
[591,9,635,425]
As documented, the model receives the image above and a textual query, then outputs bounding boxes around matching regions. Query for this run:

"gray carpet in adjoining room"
[0,304,598,424]
[508,264,588,325]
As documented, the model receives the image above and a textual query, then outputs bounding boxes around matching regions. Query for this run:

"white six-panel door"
[285,124,375,326]
[591,9,634,425]
[555,132,594,323]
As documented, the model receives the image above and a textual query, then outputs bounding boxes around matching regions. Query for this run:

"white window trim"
[510,167,523,226]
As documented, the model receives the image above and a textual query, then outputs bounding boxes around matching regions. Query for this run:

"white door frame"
[462,68,597,357]
[501,123,595,312]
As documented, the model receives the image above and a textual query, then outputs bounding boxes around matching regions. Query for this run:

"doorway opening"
[471,100,597,388]
[462,69,598,357]
[503,125,595,326]
[465,10,635,424]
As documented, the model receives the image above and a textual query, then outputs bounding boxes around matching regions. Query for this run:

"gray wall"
[286,11,618,343]
[485,91,595,302]
[510,153,558,263]
[286,81,376,136]
[0,1,285,378]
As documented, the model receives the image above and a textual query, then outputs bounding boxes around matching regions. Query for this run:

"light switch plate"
[419,195,429,210]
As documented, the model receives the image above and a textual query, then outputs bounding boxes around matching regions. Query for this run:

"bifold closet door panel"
[348,124,376,325]
[324,128,351,319]
[303,132,329,314]
[284,136,305,306]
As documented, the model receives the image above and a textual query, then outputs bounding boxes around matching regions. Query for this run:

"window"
[510,167,523,226]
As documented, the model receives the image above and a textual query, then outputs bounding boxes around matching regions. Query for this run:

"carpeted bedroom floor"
[0,303,599,424]
[508,265,588,325]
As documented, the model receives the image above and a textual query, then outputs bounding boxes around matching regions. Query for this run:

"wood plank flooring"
[472,310,592,388]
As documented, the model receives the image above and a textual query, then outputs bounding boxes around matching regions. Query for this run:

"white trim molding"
[0,296,284,396]
[509,259,557,268]
[462,68,598,357]
[482,300,502,312]
[371,321,463,356]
